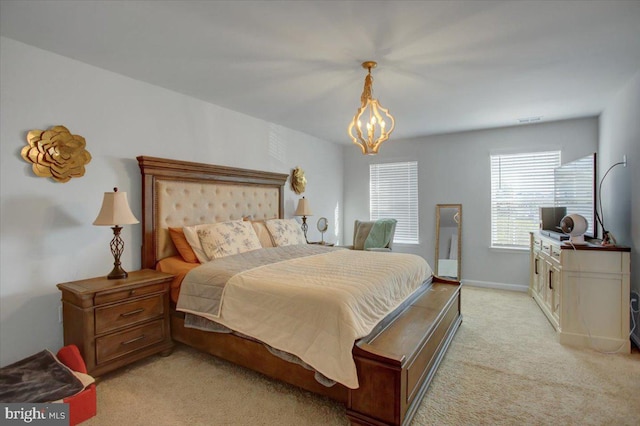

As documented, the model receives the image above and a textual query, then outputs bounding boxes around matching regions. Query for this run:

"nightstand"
[57,269,174,376]
[308,241,334,247]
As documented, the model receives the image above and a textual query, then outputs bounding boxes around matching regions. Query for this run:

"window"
[490,151,561,248]
[370,161,419,244]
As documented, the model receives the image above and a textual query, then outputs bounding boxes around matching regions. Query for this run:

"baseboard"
[560,330,630,353]
[462,279,528,293]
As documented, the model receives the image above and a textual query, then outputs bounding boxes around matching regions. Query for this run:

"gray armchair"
[345,219,397,252]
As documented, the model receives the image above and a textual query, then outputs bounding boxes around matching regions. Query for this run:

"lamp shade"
[93,188,139,226]
[294,197,313,216]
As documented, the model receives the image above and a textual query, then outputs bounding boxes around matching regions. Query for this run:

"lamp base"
[601,231,618,247]
[107,225,128,280]
[301,216,309,243]
[107,265,128,280]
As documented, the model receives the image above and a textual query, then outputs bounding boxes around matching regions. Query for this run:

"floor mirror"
[435,204,462,280]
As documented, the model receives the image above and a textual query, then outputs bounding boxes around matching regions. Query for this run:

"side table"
[57,269,174,376]
[308,241,335,247]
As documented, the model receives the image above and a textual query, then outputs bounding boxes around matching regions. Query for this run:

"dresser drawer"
[550,244,562,262]
[95,320,166,364]
[532,237,542,252]
[95,294,164,334]
[94,282,166,305]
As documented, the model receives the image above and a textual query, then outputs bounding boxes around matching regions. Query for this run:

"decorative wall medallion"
[21,125,92,183]
[291,166,307,194]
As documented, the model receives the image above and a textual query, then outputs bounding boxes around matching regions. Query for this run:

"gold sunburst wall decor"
[21,125,92,183]
[291,166,307,194]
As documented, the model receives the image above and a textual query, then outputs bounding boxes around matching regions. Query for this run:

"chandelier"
[348,61,395,155]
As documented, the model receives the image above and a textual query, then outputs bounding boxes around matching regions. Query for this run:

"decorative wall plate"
[21,125,91,183]
[291,166,306,194]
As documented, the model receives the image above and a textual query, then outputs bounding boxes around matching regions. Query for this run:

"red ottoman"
[56,345,97,425]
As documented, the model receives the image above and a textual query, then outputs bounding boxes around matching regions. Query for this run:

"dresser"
[529,232,631,353]
[57,269,174,376]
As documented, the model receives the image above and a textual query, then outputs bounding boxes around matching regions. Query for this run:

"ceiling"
[2,1,640,145]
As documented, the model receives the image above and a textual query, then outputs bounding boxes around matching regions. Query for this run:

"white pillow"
[183,223,215,263]
[197,220,262,260]
[265,218,307,247]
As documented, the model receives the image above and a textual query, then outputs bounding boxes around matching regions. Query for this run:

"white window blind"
[490,151,561,248]
[370,161,419,244]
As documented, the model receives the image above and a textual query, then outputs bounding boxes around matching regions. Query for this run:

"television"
[554,153,597,239]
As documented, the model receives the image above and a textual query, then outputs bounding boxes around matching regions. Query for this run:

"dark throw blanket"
[0,349,84,403]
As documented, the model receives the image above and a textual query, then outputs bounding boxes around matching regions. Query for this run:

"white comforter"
[177,246,431,389]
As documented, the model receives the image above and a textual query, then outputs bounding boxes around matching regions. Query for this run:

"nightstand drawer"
[95,294,164,334]
[96,320,166,364]
[94,282,166,305]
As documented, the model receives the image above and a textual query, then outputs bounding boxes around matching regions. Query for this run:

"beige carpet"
[85,286,640,425]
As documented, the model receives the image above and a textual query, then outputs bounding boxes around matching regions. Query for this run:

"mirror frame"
[435,204,462,280]
[317,217,328,233]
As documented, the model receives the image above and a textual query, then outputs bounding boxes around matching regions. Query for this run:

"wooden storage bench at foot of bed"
[170,278,461,426]
[348,278,461,426]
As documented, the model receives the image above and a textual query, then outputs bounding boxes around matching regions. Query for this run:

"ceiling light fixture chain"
[360,62,375,105]
[348,61,395,155]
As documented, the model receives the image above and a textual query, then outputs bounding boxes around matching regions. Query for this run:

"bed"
[137,156,462,426]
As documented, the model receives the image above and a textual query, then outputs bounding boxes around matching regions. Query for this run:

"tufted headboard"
[137,156,288,269]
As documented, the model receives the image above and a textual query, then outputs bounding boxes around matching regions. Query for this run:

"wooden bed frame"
[137,156,462,426]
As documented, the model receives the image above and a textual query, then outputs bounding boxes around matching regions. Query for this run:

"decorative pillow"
[265,218,307,247]
[354,221,374,250]
[251,220,275,248]
[183,223,215,263]
[197,220,262,260]
[168,227,199,263]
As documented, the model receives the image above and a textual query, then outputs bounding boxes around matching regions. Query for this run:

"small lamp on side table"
[294,196,313,242]
[93,187,139,279]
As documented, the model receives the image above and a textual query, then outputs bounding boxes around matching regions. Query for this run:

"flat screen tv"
[554,153,597,238]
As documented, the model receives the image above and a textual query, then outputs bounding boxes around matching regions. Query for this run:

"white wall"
[598,70,639,342]
[0,37,343,366]
[343,118,599,290]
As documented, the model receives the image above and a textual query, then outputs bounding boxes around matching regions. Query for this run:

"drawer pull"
[120,308,145,317]
[121,334,146,346]
[129,290,136,296]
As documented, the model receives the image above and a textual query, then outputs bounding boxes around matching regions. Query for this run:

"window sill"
[490,246,529,254]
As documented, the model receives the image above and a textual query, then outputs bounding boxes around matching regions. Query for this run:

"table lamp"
[294,196,313,242]
[93,187,139,279]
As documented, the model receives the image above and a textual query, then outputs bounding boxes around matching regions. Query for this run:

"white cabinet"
[530,237,561,329]
[529,232,631,353]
